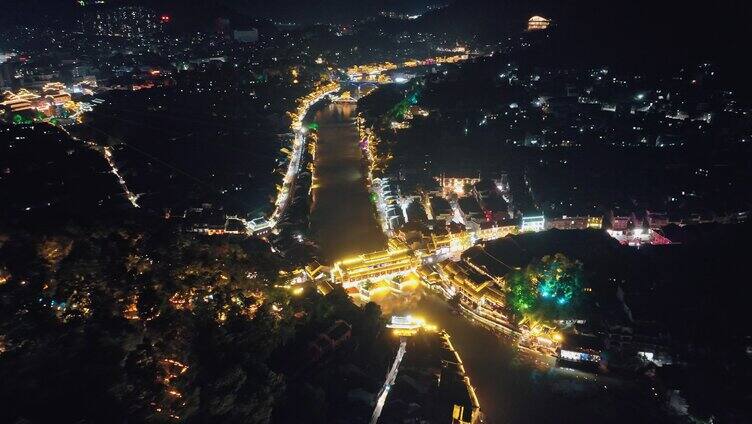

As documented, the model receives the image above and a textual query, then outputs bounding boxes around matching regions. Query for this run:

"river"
[407,294,672,424]
[308,103,669,424]
[309,103,387,261]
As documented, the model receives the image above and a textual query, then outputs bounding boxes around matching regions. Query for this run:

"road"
[370,339,407,424]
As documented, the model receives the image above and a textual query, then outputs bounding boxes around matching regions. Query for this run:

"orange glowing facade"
[1,89,39,112]
[527,16,551,31]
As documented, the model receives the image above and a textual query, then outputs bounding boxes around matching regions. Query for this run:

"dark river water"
[309,103,387,261]
[409,294,672,424]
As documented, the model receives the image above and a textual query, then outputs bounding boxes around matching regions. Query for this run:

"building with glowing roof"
[438,258,506,313]
[1,89,39,113]
[527,16,551,31]
[331,242,419,287]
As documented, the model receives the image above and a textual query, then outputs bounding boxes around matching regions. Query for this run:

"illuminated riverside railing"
[263,81,340,231]
[441,331,482,422]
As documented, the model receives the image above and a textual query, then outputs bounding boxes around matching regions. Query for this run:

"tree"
[506,253,583,319]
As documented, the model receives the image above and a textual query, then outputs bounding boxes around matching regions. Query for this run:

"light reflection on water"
[377,289,669,424]
[309,103,387,262]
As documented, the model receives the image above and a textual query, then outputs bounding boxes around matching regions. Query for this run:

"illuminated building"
[609,214,636,230]
[427,233,452,256]
[416,264,442,287]
[436,175,481,198]
[435,54,468,64]
[372,177,404,231]
[520,215,545,232]
[527,15,551,31]
[1,89,39,113]
[587,216,603,229]
[44,91,71,106]
[546,215,603,230]
[386,315,437,336]
[516,316,562,354]
[558,334,603,366]
[304,261,329,281]
[606,228,672,246]
[2,83,81,123]
[426,230,475,257]
[346,62,398,81]
[477,221,518,241]
[387,315,421,330]
[42,82,66,93]
[188,226,225,236]
[406,105,429,118]
[439,259,505,313]
[246,217,272,235]
[332,91,356,103]
[331,244,419,287]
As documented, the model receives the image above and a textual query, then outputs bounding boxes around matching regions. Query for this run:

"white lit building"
[520,215,545,232]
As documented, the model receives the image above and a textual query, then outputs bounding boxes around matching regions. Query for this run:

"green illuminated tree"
[507,269,537,314]
[506,253,583,319]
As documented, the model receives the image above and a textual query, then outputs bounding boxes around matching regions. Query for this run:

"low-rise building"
[430,196,454,222]
[308,320,352,362]
[439,259,505,313]
[436,175,481,198]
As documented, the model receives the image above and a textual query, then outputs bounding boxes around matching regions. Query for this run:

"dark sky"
[3,0,749,78]
[5,0,750,30]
